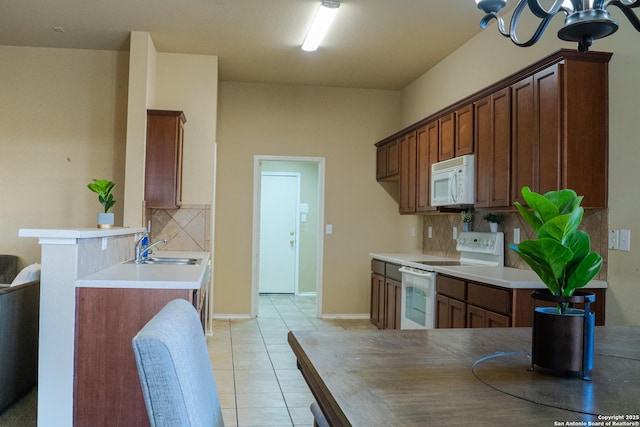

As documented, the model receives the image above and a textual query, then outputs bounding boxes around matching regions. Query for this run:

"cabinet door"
[145,110,186,209]
[376,146,387,180]
[384,278,398,329]
[476,90,511,208]
[535,64,561,195]
[399,132,417,213]
[467,304,486,328]
[455,104,474,156]
[486,311,510,328]
[450,299,466,328]
[511,77,536,205]
[491,87,512,207]
[386,139,399,177]
[436,293,450,328]
[416,124,438,212]
[370,273,384,328]
[438,113,455,161]
[474,96,492,207]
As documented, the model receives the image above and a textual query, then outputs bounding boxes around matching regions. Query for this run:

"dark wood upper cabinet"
[399,132,417,213]
[376,138,399,181]
[145,110,186,209]
[455,104,474,156]
[374,49,611,209]
[416,123,439,212]
[438,113,455,161]
[475,87,511,208]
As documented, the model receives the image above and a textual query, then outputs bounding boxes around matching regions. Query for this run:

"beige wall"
[400,21,640,326]
[214,82,420,316]
[0,46,129,266]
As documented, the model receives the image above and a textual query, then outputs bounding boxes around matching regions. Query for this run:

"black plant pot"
[531,290,595,380]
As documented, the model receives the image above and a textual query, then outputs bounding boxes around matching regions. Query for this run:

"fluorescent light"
[302,1,340,52]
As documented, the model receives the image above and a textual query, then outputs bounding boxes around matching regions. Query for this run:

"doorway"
[252,156,325,318]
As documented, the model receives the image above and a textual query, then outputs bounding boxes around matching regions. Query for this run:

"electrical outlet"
[609,230,619,250]
[513,228,520,244]
[325,224,333,235]
[620,229,631,252]
[452,226,458,240]
[428,226,433,239]
[410,226,415,237]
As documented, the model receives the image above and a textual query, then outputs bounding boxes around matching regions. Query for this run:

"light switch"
[609,230,619,250]
[452,226,457,240]
[513,228,520,244]
[428,226,433,239]
[101,237,108,250]
[620,229,631,252]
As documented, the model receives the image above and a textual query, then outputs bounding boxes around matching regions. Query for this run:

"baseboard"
[212,314,252,320]
[320,314,370,320]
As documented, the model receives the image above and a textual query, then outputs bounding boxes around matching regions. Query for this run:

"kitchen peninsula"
[19,227,211,427]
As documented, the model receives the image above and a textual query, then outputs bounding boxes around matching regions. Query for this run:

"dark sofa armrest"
[0,280,40,412]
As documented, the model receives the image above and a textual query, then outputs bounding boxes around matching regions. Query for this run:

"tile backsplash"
[147,204,211,252]
[422,208,608,280]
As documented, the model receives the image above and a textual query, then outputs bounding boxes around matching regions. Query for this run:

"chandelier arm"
[510,15,556,47]
[480,14,511,37]
[527,0,567,18]
[606,0,640,31]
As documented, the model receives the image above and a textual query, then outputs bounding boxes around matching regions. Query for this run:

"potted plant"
[510,186,602,379]
[460,210,473,232]
[88,179,116,228]
[483,212,503,232]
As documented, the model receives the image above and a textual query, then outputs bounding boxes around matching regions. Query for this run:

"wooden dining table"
[288,326,640,427]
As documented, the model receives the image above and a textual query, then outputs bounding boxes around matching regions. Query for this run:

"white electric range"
[398,232,504,330]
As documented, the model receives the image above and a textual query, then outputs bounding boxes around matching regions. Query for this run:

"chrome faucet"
[135,236,168,263]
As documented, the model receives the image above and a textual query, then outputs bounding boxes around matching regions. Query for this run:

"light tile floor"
[207,294,375,427]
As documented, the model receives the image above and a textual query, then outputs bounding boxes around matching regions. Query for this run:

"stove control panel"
[456,232,504,255]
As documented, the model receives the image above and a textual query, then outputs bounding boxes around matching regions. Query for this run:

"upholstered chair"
[132,299,224,427]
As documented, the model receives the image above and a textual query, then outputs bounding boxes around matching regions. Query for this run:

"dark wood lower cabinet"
[436,274,605,329]
[467,304,510,328]
[73,287,194,427]
[436,294,466,328]
[384,278,401,330]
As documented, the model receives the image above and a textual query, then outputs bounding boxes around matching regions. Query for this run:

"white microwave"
[431,154,475,207]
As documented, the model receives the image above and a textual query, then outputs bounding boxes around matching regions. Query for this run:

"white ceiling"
[1,0,494,90]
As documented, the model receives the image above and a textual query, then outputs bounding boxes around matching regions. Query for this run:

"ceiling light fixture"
[475,0,640,52]
[302,0,340,52]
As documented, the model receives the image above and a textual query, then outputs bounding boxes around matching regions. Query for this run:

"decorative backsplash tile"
[422,208,608,280]
[148,204,211,252]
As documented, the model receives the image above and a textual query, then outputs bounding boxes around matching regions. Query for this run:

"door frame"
[258,171,301,294]
[251,155,325,318]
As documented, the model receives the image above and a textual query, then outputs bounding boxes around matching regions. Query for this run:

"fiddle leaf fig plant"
[510,187,602,309]
[87,179,116,213]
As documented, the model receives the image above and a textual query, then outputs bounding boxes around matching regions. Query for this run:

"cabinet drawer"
[436,275,465,300]
[385,263,402,282]
[467,282,511,315]
[371,259,385,275]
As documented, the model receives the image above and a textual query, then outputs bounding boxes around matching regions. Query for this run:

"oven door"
[399,267,436,330]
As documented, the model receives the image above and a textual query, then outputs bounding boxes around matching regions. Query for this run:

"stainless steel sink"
[126,257,202,266]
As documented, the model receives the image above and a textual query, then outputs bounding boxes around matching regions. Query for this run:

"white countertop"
[370,252,607,289]
[75,251,211,290]
[19,227,145,239]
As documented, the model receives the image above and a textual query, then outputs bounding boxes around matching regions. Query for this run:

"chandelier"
[475,0,640,52]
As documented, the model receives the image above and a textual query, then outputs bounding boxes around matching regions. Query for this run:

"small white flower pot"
[97,213,114,229]
[490,222,499,232]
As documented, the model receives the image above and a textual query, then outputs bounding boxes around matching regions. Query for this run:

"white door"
[259,173,299,293]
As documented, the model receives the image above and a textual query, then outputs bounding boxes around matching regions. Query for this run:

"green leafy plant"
[460,210,473,223]
[87,179,116,213]
[510,187,602,311]
[483,213,503,224]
